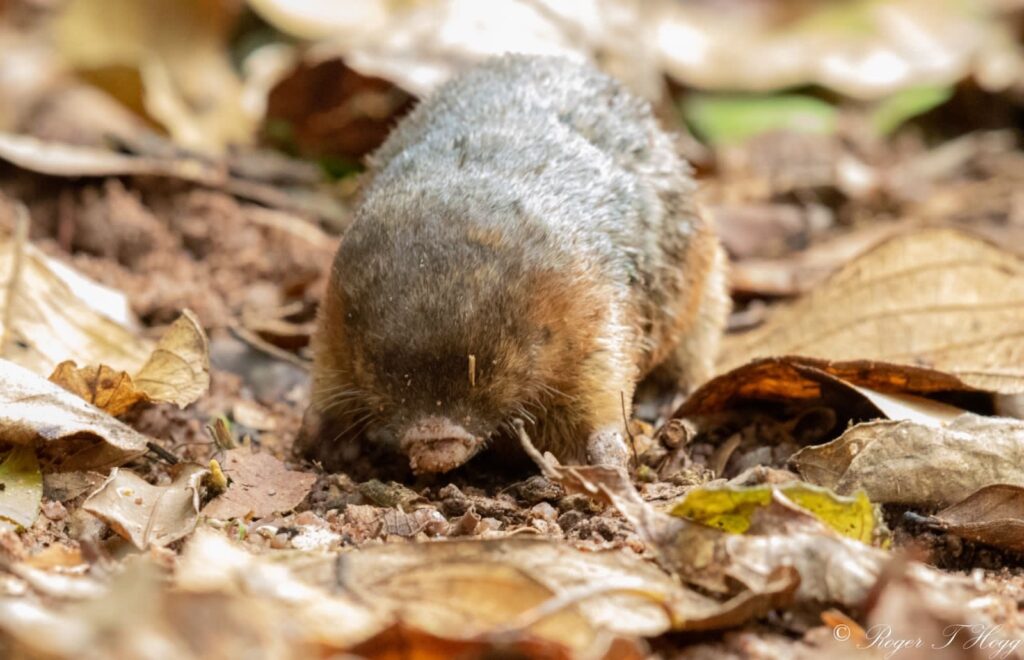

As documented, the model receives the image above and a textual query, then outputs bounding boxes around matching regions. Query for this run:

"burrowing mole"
[305,55,729,474]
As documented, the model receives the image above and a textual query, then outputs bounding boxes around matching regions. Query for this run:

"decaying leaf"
[82,464,207,549]
[928,485,1024,553]
[201,448,316,520]
[679,355,981,418]
[48,363,145,417]
[0,445,42,530]
[670,482,876,543]
[48,310,208,415]
[0,359,148,471]
[721,229,1024,393]
[521,430,990,616]
[0,232,151,376]
[792,414,1024,507]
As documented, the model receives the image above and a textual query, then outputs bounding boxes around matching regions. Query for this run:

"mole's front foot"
[586,427,631,469]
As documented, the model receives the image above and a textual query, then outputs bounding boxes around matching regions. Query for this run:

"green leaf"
[0,446,43,530]
[669,482,876,543]
[683,93,837,146]
[869,86,953,136]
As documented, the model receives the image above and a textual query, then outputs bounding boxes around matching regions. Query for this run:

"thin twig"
[146,441,180,465]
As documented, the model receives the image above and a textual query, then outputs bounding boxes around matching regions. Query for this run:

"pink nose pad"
[400,416,483,474]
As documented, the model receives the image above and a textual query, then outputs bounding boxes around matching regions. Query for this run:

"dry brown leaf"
[861,558,1021,660]
[82,464,207,549]
[930,485,1024,552]
[0,358,148,471]
[792,414,1024,507]
[48,362,145,417]
[721,229,1024,393]
[679,356,981,418]
[201,448,316,520]
[48,310,208,414]
[521,431,994,618]
[0,233,151,376]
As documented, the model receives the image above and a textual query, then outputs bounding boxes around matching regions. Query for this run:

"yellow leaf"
[670,482,876,543]
[0,445,43,530]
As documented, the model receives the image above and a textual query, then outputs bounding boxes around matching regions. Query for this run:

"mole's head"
[310,218,597,474]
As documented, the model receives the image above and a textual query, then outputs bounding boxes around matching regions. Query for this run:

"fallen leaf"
[679,356,981,418]
[792,414,1024,507]
[49,310,209,415]
[929,485,1024,552]
[721,229,1024,394]
[520,429,991,617]
[82,464,207,549]
[132,310,210,408]
[0,231,152,376]
[48,363,145,417]
[0,359,149,471]
[670,482,877,543]
[201,448,316,520]
[0,446,42,530]
[0,132,348,225]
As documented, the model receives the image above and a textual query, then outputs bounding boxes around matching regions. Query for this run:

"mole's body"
[307,55,729,473]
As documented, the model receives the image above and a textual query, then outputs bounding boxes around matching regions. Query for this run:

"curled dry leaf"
[0,446,42,530]
[82,464,207,549]
[132,309,209,408]
[792,414,1024,507]
[201,448,316,520]
[49,310,209,415]
[679,355,980,418]
[721,229,1024,393]
[929,485,1024,553]
[0,359,148,471]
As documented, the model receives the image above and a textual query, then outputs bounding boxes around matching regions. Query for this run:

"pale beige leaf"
[0,359,148,471]
[0,132,217,181]
[792,414,1024,507]
[722,229,1024,393]
[0,235,152,376]
[83,464,207,549]
[133,310,210,408]
[931,484,1024,552]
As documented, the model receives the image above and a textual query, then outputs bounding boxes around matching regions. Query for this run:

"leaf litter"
[1,1,1024,657]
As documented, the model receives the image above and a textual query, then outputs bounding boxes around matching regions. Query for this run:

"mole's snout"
[400,416,485,474]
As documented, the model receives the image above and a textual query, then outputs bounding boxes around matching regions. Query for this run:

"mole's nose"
[400,416,483,473]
